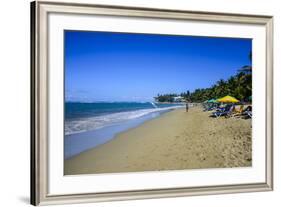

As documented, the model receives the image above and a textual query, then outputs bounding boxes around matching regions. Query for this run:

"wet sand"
[64,107,252,175]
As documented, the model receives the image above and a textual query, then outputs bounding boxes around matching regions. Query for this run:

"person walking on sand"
[186,102,189,112]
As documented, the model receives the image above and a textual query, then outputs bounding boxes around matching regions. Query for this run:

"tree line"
[154,52,252,103]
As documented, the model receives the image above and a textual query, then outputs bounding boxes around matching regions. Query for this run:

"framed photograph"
[31,1,273,205]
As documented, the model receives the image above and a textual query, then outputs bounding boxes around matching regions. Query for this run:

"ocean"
[64,102,184,159]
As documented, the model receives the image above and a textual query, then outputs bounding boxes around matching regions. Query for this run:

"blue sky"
[65,30,251,102]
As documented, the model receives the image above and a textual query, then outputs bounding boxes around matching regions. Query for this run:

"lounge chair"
[241,106,252,119]
[204,106,216,111]
[212,105,234,118]
[245,110,252,118]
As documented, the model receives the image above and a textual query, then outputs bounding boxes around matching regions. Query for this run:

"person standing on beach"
[186,102,189,112]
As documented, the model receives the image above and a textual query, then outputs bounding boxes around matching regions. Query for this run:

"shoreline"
[65,107,252,175]
[64,107,182,159]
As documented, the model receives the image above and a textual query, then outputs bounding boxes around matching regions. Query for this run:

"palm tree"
[188,50,252,102]
[238,65,252,74]
[238,51,252,74]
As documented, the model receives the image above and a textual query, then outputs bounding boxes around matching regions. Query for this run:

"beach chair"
[215,106,225,112]
[205,106,216,111]
[212,105,234,118]
[245,111,252,118]
[241,105,252,119]
[242,110,252,119]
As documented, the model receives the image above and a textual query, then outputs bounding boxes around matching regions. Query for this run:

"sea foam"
[65,105,183,135]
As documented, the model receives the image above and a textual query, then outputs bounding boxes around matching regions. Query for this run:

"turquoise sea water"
[64,102,184,159]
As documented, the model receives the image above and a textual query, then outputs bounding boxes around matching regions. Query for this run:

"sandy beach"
[64,107,252,175]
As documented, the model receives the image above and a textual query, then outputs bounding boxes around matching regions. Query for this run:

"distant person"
[186,102,189,112]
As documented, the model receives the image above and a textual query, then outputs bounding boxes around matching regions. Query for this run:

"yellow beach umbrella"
[217,95,239,103]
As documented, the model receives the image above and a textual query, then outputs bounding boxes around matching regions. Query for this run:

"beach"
[64,107,252,175]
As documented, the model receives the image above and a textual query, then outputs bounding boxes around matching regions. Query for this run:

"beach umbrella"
[207,98,218,103]
[217,95,239,103]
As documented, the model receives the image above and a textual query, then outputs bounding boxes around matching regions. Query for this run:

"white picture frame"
[31,1,273,205]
